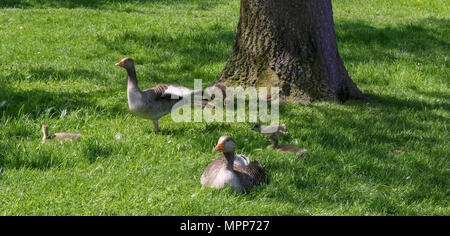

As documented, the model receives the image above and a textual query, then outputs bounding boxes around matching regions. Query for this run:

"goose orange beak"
[115,60,125,67]
[213,142,223,152]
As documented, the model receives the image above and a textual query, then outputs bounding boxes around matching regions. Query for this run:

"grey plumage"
[201,136,266,193]
[115,57,215,134]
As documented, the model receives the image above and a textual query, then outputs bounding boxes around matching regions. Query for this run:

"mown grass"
[0,0,449,215]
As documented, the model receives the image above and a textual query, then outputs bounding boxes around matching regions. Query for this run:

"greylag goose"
[41,124,82,143]
[200,136,266,193]
[115,57,215,134]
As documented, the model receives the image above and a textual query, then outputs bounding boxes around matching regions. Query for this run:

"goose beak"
[115,60,125,67]
[213,142,223,152]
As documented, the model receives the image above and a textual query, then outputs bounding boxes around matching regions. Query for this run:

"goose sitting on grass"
[41,124,82,143]
[115,57,215,134]
[265,134,307,156]
[201,136,266,193]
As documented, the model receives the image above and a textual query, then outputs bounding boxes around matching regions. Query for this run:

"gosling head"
[115,57,134,70]
[250,124,261,132]
[42,124,49,134]
[213,136,235,153]
[42,124,49,142]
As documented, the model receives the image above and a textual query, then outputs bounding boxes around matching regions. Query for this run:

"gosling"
[42,124,82,143]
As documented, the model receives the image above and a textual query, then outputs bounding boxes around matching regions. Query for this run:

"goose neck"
[127,68,139,90]
[223,151,235,170]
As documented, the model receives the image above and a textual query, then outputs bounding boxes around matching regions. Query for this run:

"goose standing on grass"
[201,136,266,193]
[115,57,215,134]
[41,124,82,143]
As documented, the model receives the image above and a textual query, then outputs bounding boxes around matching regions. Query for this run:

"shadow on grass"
[82,141,115,163]
[336,18,450,65]
[0,142,65,170]
[0,66,125,121]
[0,0,222,11]
[4,66,109,82]
[0,83,127,120]
[413,89,450,102]
[265,93,449,214]
[366,93,449,117]
[98,26,234,86]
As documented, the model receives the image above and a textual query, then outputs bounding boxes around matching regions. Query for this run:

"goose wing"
[234,154,250,166]
[153,84,203,99]
[234,161,266,193]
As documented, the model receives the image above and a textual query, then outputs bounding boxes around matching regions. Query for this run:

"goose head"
[213,136,235,154]
[115,57,134,70]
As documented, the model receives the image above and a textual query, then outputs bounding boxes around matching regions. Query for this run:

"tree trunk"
[213,0,366,103]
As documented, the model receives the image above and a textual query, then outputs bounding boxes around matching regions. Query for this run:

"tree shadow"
[4,66,109,82]
[265,91,449,214]
[413,89,450,102]
[335,17,450,66]
[0,0,222,11]
[366,92,449,116]
[98,26,235,86]
[0,141,65,170]
[0,83,127,120]
[82,141,115,163]
[288,93,447,153]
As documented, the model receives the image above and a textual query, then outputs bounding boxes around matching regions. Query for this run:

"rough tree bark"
[212,0,366,103]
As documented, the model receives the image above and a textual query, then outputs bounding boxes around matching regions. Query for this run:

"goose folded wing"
[234,154,250,166]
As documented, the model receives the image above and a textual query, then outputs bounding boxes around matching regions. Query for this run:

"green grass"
[0,0,449,215]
